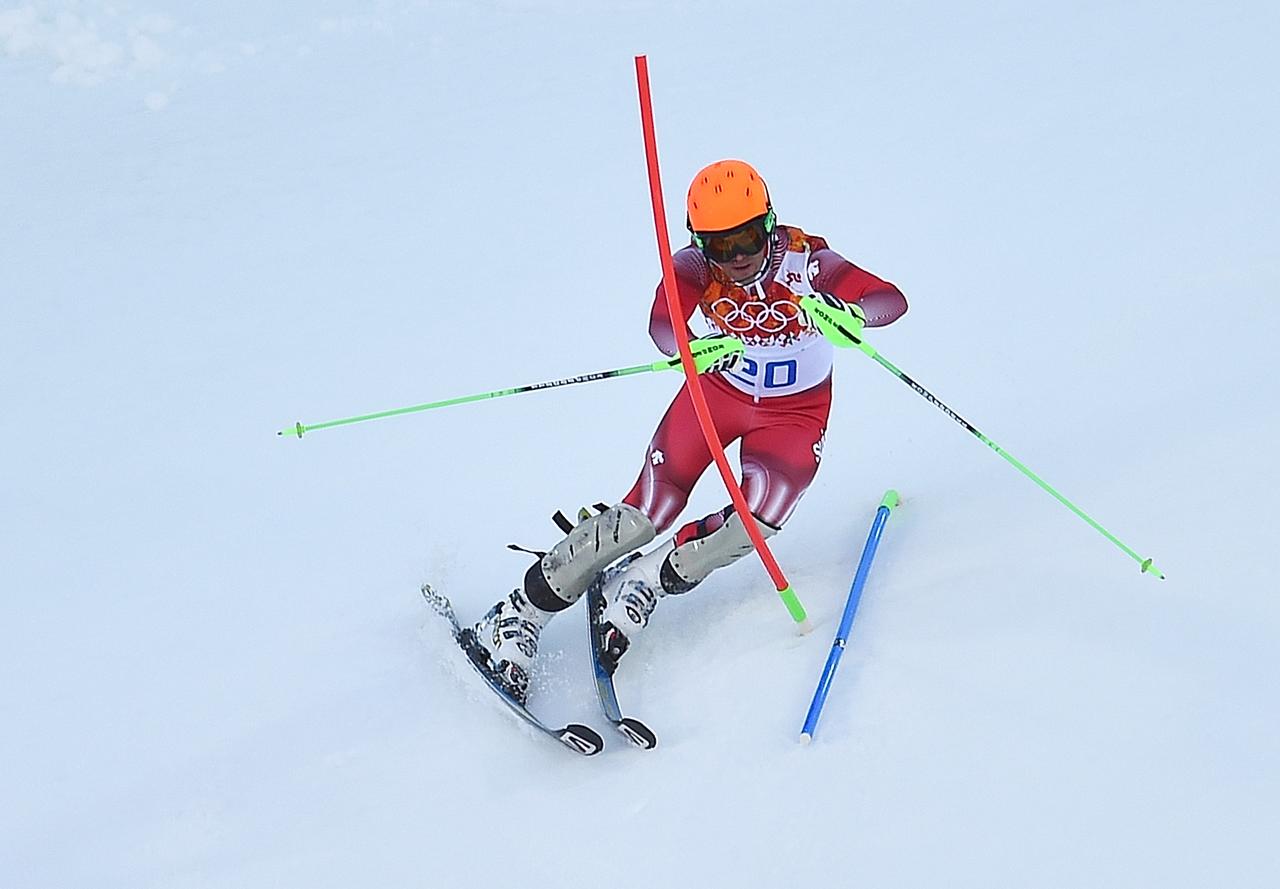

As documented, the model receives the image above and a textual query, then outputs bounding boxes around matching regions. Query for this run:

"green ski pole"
[799,295,1165,580]
[277,339,743,439]
[279,361,664,439]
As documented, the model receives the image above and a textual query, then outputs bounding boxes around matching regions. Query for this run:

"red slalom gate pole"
[633,55,809,631]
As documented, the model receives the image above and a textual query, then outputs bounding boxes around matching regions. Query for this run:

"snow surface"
[3,1,1279,887]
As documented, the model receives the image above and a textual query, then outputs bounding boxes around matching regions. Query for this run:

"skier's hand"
[799,293,867,348]
[684,335,744,375]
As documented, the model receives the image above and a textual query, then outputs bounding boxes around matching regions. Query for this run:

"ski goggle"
[692,216,771,263]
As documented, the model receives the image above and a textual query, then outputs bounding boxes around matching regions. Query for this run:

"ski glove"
[799,293,867,348]
[673,335,744,375]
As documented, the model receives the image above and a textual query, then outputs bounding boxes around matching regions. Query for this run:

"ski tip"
[559,724,606,756]
[421,584,460,634]
[617,717,657,750]
[420,582,446,608]
[799,732,813,746]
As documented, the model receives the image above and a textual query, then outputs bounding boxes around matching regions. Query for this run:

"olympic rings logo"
[707,297,809,334]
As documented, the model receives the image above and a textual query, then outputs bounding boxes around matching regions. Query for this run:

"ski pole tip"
[799,732,813,746]
[880,489,901,511]
[1140,557,1166,580]
[795,617,814,637]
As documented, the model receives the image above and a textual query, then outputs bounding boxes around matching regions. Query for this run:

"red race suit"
[621,225,907,537]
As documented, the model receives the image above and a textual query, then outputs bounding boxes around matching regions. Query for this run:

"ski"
[421,584,604,757]
[585,558,658,750]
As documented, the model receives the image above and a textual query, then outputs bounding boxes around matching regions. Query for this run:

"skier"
[469,159,908,703]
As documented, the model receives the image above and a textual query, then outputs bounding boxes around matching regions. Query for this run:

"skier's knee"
[623,480,690,534]
[741,460,809,529]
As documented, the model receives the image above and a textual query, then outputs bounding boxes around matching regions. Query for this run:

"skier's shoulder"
[779,224,891,290]
[670,243,712,288]
[776,223,832,255]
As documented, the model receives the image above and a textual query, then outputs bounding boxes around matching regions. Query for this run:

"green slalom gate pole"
[801,301,1164,579]
[276,340,744,439]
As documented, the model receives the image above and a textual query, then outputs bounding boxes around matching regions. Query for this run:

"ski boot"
[597,544,673,674]
[463,589,554,705]
[595,509,781,674]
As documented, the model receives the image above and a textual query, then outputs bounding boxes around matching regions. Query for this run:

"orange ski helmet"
[686,159,775,234]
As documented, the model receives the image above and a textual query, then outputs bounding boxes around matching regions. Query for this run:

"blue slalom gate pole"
[800,489,901,744]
